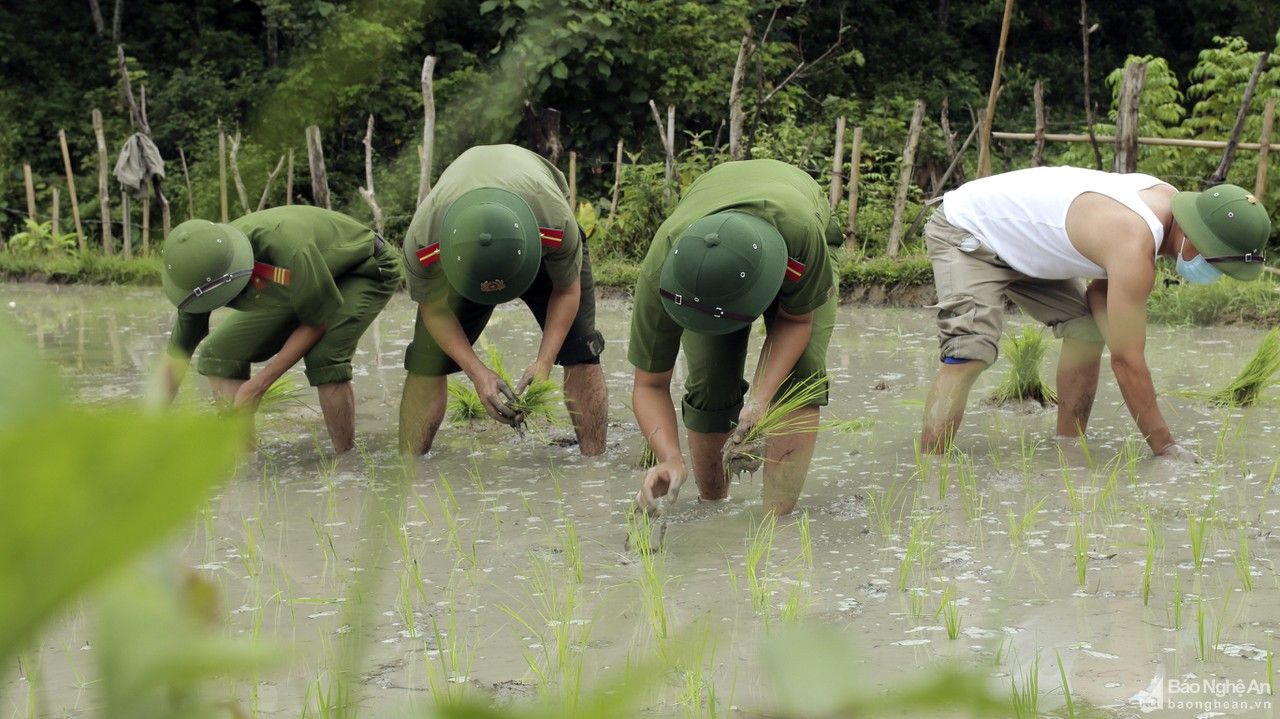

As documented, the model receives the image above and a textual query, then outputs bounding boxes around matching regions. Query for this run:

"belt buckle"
[673,293,684,306]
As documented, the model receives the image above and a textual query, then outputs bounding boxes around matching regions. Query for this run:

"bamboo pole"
[178,147,194,219]
[120,191,131,257]
[58,129,85,250]
[23,163,37,222]
[1254,98,1276,198]
[1114,60,1146,173]
[1031,80,1046,167]
[1080,0,1102,170]
[829,116,846,208]
[887,101,925,257]
[305,125,330,209]
[258,155,286,211]
[844,126,862,248]
[609,139,624,217]
[977,0,1015,177]
[728,27,752,160]
[92,108,113,254]
[218,120,228,222]
[51,188,60,237]
[568,150,577,210]
[357,115,385,236]
[418,56,437,205]
[992,130,1280,151]
[1209,53,1269,186]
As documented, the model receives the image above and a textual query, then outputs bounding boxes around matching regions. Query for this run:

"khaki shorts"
[924,206,1103,365]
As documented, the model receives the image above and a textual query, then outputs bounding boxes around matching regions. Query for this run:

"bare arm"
[632,367,687,510]
[739,308,814,427]
[419,302,518,424]
[521,278,581,390]
[234,323,326,408]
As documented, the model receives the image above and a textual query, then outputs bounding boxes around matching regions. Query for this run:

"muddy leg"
[920,360,988,453]
[563,362,607,456]
[399,373,446,456]
[761,406,820,516]
[688,429,731,501]
[1055,338,1103,438]
[317,381,355,454]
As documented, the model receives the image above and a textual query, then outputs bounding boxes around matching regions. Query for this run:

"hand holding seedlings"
[1157,441,1201,464]
[466,364,521,427]
[723,399,767,477]
[635,458,687,515]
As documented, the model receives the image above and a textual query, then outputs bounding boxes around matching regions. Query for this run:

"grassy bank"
[3,251,1279,328]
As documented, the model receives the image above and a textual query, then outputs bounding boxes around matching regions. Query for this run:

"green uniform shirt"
[629,159,837,373]
[401,144,581,305]
[169,206,382,356]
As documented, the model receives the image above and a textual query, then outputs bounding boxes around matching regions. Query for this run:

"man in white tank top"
[918,166,1270,460]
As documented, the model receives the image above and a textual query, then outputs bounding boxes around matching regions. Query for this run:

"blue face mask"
[1175,235,1223,285]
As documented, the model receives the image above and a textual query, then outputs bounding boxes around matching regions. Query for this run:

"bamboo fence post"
[844,126,863,248]
[257,155,285,211]
[51,188,60,237]
[286,149,294,205]
[218,120,228,222]
[568,151,577,209]
[357,115,385,236]
[1113,60,1146,173]
[977,0,1015,177]
[1254,98,1276,198]
[140,184,150,256]
[228,131,250,215]
[58,129,85,250]
[92,108,113,253]
[728,27,752,160]
[120,191,131,257]
[418,56,437,205]
[1209,53,1269,186]
[305,125,330,209]
[178,147,194,219]
[609,139,624,217]
[23,163,37,222]
[887,100,925,257]
[829,116,846,208]
[1032,80,1046,167]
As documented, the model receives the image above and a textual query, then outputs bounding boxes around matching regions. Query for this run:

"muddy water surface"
[4,283,1280,718]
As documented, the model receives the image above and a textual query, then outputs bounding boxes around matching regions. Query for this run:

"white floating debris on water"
[890,639,931,646]
[1218,643,1268,661]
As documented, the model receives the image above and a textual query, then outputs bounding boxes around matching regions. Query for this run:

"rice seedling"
[1007,497,1047,551]
[559,516,584,584]
[636,439,658,469]
[501,552,590,709]
[745,513,779,615]
[1234,529,1253,592]
[484,344,563,428]
[1142,513,1157,606]
[898,510,939,592]
[1207,327,1280,406]
[955,452,985,521]
[446,379,484,423]
[723,375,827,477]
[1266,457,1280,496]
[797,511,814,570]
[989,325,1059,406]
[626,509,670,643]
[936,586,961,640]
[867,479,909,540]
[1170,573,1184,630]
[1268,641,1275,697]
[1196,595,1208,661]
[423,610,474,707]
[1188,510,1213,571]
[1055,650,1076,719]
[1010,652,1041,718]
[937,450,952,501]
[1017,428,1042,476]
[1073,518,1088,587]
[1213,592,1234,652]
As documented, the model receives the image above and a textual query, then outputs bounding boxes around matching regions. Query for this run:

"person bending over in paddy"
[630,159,840,516]
[157,206,401,452]
[398,144,607,456]
[919,166,1271,460]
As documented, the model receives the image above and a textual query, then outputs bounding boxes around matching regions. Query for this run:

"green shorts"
[196,244,400,386]
[403,240,605,376]
[680,267,836,434]
[925,206,1103,365]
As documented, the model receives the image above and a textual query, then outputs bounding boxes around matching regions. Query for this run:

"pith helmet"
[1171,184,1271,281]
[162,219,254,313]
[658,211,788,335]
[440,188,541,305]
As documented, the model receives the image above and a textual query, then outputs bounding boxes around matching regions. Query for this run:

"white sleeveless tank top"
[941,166,1172,280]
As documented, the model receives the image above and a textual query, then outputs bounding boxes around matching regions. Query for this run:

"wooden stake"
[286,149,294,205]
[1032,80,1046,167]
[357,115,385,236]
[1255,98,1276,198]
[829,116,846,208]
[568,151,577,210]
[976,0,1015,177]
[666,104,676,201]
[306,125,331,209]
[888,100,925,257]
[121,190,131,257]
[609,139,624,217]
[218,120,228,222]
[844,126,863,248]
[58,129,85,250]
[93,108,113,254]
[728,27,753,160]
[1113,60,1146,173]
[140,185,150,256]
[1209,53,1269,186]
[51,188,60,237]
[418,56,437,205]
[23,163,37,222]
[649,100,676,204]
[228,131,250,216]
[178,147,194,219]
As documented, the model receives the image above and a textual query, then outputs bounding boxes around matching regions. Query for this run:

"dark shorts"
[196,243,400,386]
[679,266,837,434]
[403,240,605,376]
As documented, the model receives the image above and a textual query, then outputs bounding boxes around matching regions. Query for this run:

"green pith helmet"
[161,220,254,313]
[440,188,541,304]
[659,211,788,335]
[1171,183,1271,281]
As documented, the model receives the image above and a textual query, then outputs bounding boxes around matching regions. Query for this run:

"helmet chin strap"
[177,268,254,310]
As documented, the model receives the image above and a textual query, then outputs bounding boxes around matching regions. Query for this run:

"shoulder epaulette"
[250,261,291,289]
[416,242,441,268]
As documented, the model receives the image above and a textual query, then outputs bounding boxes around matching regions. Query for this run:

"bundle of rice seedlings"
[483,344,562,428]
[257,377,308,412]
[446,379,484,423]
[1209,327,1280,407]
[723,374,828,478]
[989,325,1058,407]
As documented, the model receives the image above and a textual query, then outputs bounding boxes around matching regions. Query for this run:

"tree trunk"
[93,108,113,254]
[1113,60,1146,173]
[111,0,122,45]
[1080,0,1102,170]
[649,100,676,205]
[140,184,149,256]
[1254,98,1276,198]
[218,120,228,222]
[258,155,286,211]
[844,126,863,248]
[286,149,294,205]
[228,131,251,216]
[23,163,37,222]
[568,151,577,210]
[88,0,105,34]
[1208,53,1269,186]
[179,147,194,220]
[976,0,1015,177]
[829,116,846,208]
[728,27,753,160]
[418,56,436,205]
[1032,80,1046,167]
[609,139,624,217]
[306,125,331,209]
[120,190,131,257]
[887,100,925,257]
[59,129,86,251]
[357,115,385,236]
[51,188,60,237]
[265,13,278,66]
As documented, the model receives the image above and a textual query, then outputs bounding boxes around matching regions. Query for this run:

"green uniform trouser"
[680,267,837,434]
[196,244,400,386]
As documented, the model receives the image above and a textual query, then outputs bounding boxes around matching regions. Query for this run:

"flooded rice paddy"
[5,282,1280,717]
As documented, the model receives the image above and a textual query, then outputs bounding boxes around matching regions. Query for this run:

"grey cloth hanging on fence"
[113,133,166,195]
